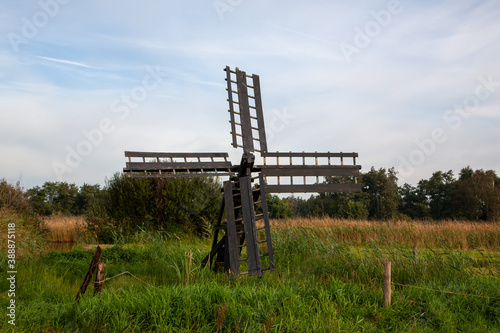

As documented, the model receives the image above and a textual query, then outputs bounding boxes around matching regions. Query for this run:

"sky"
[1,0,499,190]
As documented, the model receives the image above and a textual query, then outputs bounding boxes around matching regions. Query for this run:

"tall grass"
[2,218,499,332]
[43,214,88,243]
[271,217,500,251]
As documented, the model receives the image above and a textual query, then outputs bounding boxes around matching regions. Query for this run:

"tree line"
[267,166,500,221]
[18,165,500,240]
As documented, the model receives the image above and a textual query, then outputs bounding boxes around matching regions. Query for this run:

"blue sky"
[1,0,499,189]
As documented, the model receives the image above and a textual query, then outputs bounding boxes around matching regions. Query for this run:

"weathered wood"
[240,176,261,276]
[127,172,235,178]
[76,246,102,301]
[94,262,106,295]
[259,173,275,271]
[225,66,239,149]
[125,161,232,171]
[125,151,229,158]
[236,69,255,153]
[265,183,362,193]
[262,152,358,158]
[260,165,361,177]
[223,181,240,277]
[210,199,226,257]
[201,236,226,269]
[383,262,391,307]
[122,65,363,279]
[252,74,268,154]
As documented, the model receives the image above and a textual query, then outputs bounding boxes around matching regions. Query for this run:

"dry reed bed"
[270,217,500,251]
[43,215,87,243]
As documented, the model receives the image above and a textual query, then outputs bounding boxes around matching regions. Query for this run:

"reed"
[43,214,88,243]
[270,217,500,251]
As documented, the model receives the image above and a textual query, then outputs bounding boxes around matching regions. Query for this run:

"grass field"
[1,215,499,332]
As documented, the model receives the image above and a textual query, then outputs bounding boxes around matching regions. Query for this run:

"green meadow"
[1,217,499,332]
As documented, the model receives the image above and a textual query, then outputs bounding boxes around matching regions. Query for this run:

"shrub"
[86,173,222,242]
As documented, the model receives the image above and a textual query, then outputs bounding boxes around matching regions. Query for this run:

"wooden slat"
[236,69,255,153]
[126,172,235,178]
[240,176,261,277]
[223,181,240,277]
[225,66,238,149]
[252,74,268,154]
[260,165,361,177]
[259,173,275,271]
[125,151,229,158]
[265,183,362,193]
[261,152,358,158]
[125,161,232,171]
[210,199,226,265]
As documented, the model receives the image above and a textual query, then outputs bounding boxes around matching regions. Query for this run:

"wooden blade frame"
[124,151,236,177]
[122,66,362,278]
[225,66,268,154]
[260,151,361,193]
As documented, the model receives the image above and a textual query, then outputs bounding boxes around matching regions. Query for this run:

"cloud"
[37,56,100,69]
[0,1,499,189]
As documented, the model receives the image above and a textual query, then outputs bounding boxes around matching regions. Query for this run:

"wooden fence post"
[76,246,102,302]
[383,261,391,307]
[94,263,106,295]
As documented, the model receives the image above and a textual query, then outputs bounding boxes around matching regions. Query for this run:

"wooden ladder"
[202,173,274,277]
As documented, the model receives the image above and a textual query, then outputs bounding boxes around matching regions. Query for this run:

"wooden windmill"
[123,66,361,277]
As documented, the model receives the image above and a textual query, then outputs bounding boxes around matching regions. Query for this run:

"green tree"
[398,183,430,219]
[27,182,80,215]
[454,168,500,220]
[361,167,399,219]
[75,183,101,215]
[419,170,455,219]
[266,194,293,219]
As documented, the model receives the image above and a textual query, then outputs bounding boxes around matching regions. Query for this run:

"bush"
[0,179,31,214]
[87,173,222,242]
[340,200,369,220]
[0,179,47,257]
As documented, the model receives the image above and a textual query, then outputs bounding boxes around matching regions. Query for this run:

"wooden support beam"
[240,176,261,277]
[236,69,255,152]
[126,161,232,171]
[252,74,268,154]
[262,152,358,158]
[259,173,275,271]
[223,181,240,277]
[127,172,235,178]
[260,165,361,177]
[125,152,229,158]
[265,183,362,193]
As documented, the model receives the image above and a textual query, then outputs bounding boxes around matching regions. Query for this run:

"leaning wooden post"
[94,263,107,295]
[76,246,102,302]
[383,261,391,307]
